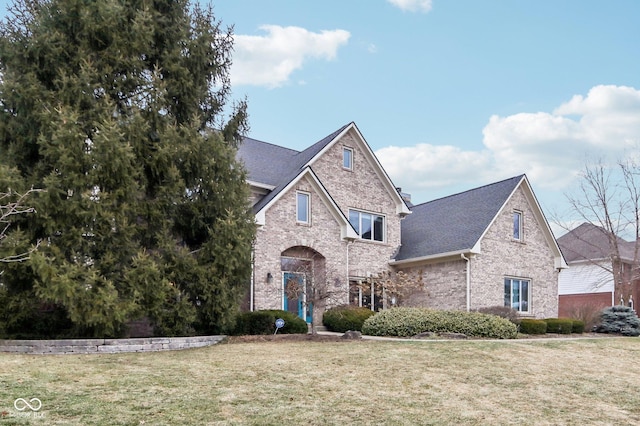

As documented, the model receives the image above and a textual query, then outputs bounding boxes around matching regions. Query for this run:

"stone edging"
[0,335,226,355]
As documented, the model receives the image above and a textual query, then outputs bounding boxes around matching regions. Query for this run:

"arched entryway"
[281,246,326,323]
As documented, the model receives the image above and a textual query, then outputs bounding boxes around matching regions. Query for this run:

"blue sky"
[2,0,640,234]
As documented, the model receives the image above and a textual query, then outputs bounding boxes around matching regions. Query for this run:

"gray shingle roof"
[395,175,524,261]
[557,222,636,263]
[236,123,352,213]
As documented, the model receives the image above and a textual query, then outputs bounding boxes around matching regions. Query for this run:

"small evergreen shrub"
[518,319,547,334]
[595,306,640,336]
[323,305,375,332]
[544,318,574,334]
[361,307,517,339]
[571,320,585,334]
[232,310,308,335]
[476,306,521,326]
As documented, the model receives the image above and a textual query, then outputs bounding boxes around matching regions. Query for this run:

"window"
[504,278,529,313]
[349,209,384,242]
[296,192,310,224]
[513,211,522,240]
[343,147,353,170]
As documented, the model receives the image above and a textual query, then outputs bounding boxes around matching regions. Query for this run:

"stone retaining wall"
[0,335,226,355]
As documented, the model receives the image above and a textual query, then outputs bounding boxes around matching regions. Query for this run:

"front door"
[283,272,312,323]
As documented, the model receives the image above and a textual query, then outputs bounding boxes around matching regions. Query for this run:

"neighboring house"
[237,122,566,323]
[557,223,639,316]
[390,175,567,319]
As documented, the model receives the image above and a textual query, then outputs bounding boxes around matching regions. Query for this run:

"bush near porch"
[231,310,308,335]
[361,308,517,339]
[322,305,376,332]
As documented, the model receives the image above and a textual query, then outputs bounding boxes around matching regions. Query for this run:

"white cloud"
[376,85,640,204]
[231,25,350,88]
[387,0,433,13]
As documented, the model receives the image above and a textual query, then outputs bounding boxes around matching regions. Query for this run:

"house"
[557,222,639,316]
[390,175,567,319]
[237,122,565,323]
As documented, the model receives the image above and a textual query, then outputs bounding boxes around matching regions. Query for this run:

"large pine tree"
[0,0,255,337]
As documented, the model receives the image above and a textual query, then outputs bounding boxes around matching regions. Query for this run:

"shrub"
[476,306,521,326]
[571,320,585,334]
[595,306,640,336]
[518,319,547,334]
[323,305,375,332]
[231,310,308,335]
[567,302,604,331]
[544,318,574,334]
[361,307,517,339]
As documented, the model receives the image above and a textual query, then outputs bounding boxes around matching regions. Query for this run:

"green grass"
[1,337,640,425]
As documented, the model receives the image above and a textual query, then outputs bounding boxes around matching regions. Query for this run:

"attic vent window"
[296,191,310,224]
[343,147,353,170]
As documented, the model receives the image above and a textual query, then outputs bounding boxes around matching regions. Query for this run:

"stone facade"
[395,187,559,319]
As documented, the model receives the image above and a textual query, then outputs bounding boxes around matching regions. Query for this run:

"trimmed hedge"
[361,307,517,339]
[544,318,574,334]
[571,320,585,334]
[519,319,547,334]
[231,310,308,335]
[595,306,640,336]
[323,305,375,332]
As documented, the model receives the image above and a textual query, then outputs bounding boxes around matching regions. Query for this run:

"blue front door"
[283,272,312,323]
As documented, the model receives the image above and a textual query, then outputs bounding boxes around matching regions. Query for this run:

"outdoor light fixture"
[267,272,273,284]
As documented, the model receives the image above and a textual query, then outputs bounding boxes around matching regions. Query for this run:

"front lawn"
[1,337,639,425]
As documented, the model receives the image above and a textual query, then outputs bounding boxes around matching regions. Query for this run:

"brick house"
[557,222,639,317]
[237,122,566,322]
[391,175,567,319]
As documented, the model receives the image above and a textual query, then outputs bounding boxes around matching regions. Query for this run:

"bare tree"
[360,270,426,309]
[0,188,43,266]
[558,159,640,307]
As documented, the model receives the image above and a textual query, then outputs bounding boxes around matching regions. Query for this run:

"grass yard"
[1,337,640,425]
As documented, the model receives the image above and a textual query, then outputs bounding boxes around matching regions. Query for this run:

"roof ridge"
[241,136,300,154]
[410,174,525,209]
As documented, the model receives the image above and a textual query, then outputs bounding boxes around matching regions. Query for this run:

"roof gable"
[237,122,411,218]
[394,175,567,268]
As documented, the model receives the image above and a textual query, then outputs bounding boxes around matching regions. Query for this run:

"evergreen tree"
[0,0,255,337]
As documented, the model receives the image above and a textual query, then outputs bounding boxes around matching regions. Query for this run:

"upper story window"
[349,209,384,242]
[297,191,310,224]
[343,147,353,170]
[513,211,522,240]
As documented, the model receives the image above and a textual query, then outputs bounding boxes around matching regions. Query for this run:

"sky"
[1,0,640,236]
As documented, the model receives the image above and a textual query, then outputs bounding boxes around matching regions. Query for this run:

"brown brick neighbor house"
[237,122,567,324]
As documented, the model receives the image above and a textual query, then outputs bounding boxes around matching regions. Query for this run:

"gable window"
[296,191,310,224]
[343,147,353,170]
[513,211,522,240]
[349,209,384,242]
[504,277,529,313]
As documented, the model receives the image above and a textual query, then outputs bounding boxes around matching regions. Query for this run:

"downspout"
[250,247,255,312]
[461,253,470,312]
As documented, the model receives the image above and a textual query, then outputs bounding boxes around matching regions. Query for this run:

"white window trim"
[343,147,354,171]
[504,277,530,313]
[348,208,385,242]
[296,191,310,224]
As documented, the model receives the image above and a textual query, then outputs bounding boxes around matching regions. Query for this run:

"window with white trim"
[349,209,384,242]
[513,211,522,240]
[343,147,353,170]
[504,277,529,313]
[296,191,310,224]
